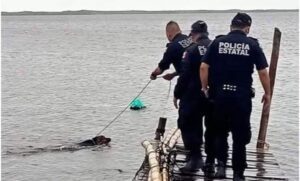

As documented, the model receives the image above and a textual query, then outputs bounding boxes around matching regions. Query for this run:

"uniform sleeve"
[158,44,175,71]
[201,41,216,65]
[174,52,191,99]
[252,42,268,70]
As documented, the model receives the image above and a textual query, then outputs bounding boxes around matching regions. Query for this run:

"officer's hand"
[151,67,163,80]
[163,73,175,81]
[201,88,209,98]
[150,72,157,80]
[261,93,271,112]
[173,97,179,109]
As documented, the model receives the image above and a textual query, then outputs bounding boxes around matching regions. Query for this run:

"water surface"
[2,12,299,180]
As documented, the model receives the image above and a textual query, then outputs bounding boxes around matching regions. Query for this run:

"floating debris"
[130,98,146,110]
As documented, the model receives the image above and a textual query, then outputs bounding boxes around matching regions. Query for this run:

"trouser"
[214,95,252,172]
[204,100,218,164]
[177,100,204,156]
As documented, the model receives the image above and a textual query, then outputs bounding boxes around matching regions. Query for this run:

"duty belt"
[222,84,237,92]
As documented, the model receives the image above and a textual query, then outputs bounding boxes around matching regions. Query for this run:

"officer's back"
[150,21,192,80]
[200,12,270,181]
[174,20,212,121]
[186,37,211,96]
[162,33,192,73]
[175,24,211,100]
[207,27,267,98]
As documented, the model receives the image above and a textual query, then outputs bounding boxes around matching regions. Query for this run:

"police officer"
[173,20,211,172]
[150,21,192,80]
[200,13,271,180]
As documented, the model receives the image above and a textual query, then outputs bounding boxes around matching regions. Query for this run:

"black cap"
[191,20,208,33]
[231,12,252,27]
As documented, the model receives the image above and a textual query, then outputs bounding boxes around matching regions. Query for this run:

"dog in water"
[5,135,112,156]
[78,135,111,146]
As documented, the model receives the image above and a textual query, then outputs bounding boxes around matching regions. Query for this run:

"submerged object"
[130,98,146,110]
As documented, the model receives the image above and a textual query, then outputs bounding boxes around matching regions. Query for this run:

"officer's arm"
[200,62,209,92]
[252,38,271,104]
[151,45,174,79]
[199,39,215,96]
[162,71,178,81]
[158,45,175,72]
[173,57,191,109]
[174,57,191,99]
[150,67,163,80]
[258,69,271,100]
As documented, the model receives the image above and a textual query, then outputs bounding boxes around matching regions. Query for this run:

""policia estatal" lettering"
[218,42,250,56]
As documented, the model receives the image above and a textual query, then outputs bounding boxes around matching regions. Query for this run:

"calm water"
[2,12,299,180]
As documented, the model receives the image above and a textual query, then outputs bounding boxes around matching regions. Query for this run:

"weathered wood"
[161,162,168,181]
[171,146,287,180]
[155,117,167,140]
[257,27,282,149]
[135,126,288,181]
[142,140,162,181]
[163,129,181,149]
[133,118,168,181]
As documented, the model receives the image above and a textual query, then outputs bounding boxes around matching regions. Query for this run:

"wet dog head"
[93,135,111,145]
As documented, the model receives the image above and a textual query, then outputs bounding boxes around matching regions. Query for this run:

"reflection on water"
[255,151,267,178]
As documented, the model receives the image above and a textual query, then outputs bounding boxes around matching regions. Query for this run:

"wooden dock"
[171,143,287,181]
[133,126,288,181]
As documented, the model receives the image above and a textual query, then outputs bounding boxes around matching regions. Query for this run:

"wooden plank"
[170,143,288,180]
[134,128,288,181]
[175,151,278,163]
[173,169,287,180]
[175,144,274,156]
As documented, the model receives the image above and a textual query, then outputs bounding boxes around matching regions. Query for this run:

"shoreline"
[2,9,298,16]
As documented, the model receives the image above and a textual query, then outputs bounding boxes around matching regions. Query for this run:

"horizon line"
[2,8,299,13]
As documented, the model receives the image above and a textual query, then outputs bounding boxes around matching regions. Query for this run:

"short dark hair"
[166,20,179,28]
[231,12,252,29]
[191,20,208,33]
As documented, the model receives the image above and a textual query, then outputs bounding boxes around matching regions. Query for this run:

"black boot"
[215,161,226,178]
[180,156,204,172]
[203,162,215,178]
[233,170,245,181]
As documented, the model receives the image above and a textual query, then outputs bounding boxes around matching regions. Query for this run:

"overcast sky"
[2,0,299,12]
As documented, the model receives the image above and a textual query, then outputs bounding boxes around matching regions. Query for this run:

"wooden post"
[154,117,167,140]
[257,28,281,149]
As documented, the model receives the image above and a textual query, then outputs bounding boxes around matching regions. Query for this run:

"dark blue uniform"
[202,30,268,173]
[158,33,192,74]
[174,36,211,159]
